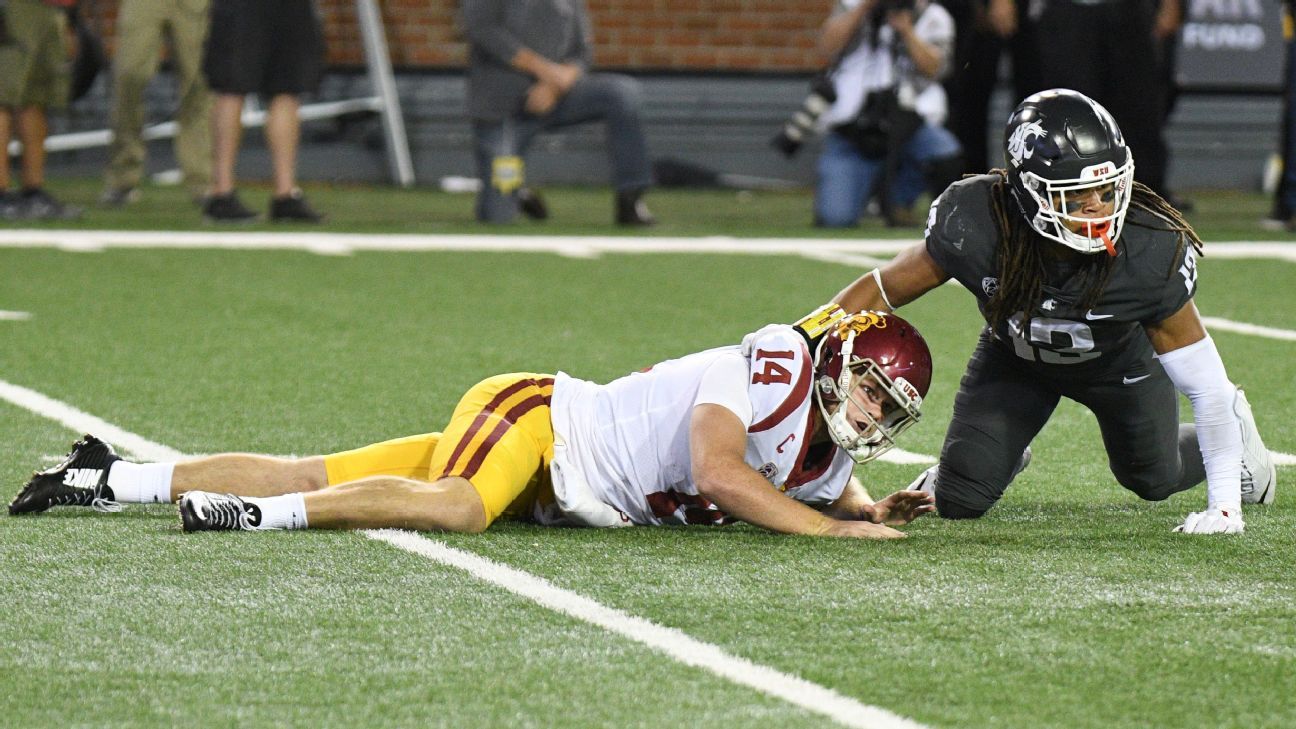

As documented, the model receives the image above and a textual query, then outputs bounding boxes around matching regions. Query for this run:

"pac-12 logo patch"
[982,277,1000,298]
[757,462,778,481]
[1006,121,1047,166]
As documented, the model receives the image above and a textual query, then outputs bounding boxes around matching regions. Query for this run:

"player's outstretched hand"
[865,489,936,526]
[1174,506,1244,535]
[823,519,908,539]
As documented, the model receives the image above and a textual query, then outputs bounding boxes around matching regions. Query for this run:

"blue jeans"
[473,73,652,223]
[814,123,962,227]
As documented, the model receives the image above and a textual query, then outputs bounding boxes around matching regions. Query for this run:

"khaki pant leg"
[105,0,168,191]
[168,0,212,195]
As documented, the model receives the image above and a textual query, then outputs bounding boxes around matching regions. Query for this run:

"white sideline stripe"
[364,529,925,729]
[1,229,1294,261]
[0,310,32,321]
[1203,317,1296,342]
[877,448,936,465]
[0,376,926,729]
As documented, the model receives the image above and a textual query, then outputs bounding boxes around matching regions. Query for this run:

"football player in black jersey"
[825,88,1277,534]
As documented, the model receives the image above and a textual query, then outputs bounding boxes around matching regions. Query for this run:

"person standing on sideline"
[1268,0,1296,229]
[1033,0,1170,196]
[942,0,1041,175]
[101,0,213,207]
[0,0,81,220]
[199,0,325,223]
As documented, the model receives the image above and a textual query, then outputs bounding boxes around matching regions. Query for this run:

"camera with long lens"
[770,71,838,158]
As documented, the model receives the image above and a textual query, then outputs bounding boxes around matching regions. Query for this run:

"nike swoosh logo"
[1123,374,1151,385]
[1085,310,1115,320]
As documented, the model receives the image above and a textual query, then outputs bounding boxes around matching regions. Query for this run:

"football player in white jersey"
[10,312,938,540]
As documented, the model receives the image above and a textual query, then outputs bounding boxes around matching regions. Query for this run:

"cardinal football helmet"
[813,311,932,463]
[1004,89,1135,255]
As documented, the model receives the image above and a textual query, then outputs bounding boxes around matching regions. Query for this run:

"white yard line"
[366,529,925,729]
[0,377,927,729]
[0,380,183,462]
[1202,317,1296,342]
[0,310,32,321]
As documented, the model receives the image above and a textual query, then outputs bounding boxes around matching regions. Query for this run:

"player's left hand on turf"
[864,489,936,526]
[1173,506,1244,535]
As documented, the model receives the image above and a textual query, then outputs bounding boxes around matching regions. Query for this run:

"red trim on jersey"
[783,415,835,489]
[748,342,812,433]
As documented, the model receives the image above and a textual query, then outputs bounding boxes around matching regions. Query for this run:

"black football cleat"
[179,491,262,532]
[9,435,122,515]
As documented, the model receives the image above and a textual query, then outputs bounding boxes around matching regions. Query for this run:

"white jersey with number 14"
[546,325,854,526]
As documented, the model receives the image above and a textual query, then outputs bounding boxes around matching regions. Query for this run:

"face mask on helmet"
[1018,158,1134,256]
[1004,89,1136,257]
[812,313,929,464]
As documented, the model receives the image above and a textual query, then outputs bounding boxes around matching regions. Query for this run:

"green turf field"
[1,185,1293,728]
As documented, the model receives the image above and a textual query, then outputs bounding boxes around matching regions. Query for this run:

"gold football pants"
[323,373,556,525]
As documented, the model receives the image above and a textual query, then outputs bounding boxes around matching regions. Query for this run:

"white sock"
[106,462,176,504]
[243,493,309,530]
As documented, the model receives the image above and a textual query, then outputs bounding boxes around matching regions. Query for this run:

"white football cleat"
[1174,505,1245,535]
[905,447,1032,496]
[1235,389,1276,505]
[907,464,938,495]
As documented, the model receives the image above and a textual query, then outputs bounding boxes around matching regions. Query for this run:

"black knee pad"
[935,491,989,519]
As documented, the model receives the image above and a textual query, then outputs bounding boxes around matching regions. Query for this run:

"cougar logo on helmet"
[1004,89,1135,255]
[1006,121,1047,166]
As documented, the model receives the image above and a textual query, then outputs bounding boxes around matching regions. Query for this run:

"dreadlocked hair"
[984,170,1205,331]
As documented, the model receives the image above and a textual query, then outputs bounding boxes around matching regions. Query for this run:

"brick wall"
[84,0,833,72]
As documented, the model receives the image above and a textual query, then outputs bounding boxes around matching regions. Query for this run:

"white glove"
[1173,505,1244,534]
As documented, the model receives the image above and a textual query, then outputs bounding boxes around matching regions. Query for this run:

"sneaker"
[202,192,259,223]
[99,186,141,208]
[1235,388,1276,505]
[517,186,549,221]
[1012,446,1033,481]
[1260,216,1295,233]
[179,491,262,532]
[20,188,83,220]
[0,190,22,220]
[269,189,324,223]
[8,435,122,515]
[615,189,656,226]
[907,464,938,495]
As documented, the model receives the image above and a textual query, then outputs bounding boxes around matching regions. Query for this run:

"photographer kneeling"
[815,0,960,228]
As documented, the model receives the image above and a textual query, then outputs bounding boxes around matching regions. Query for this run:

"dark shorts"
[202,0,324,96]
